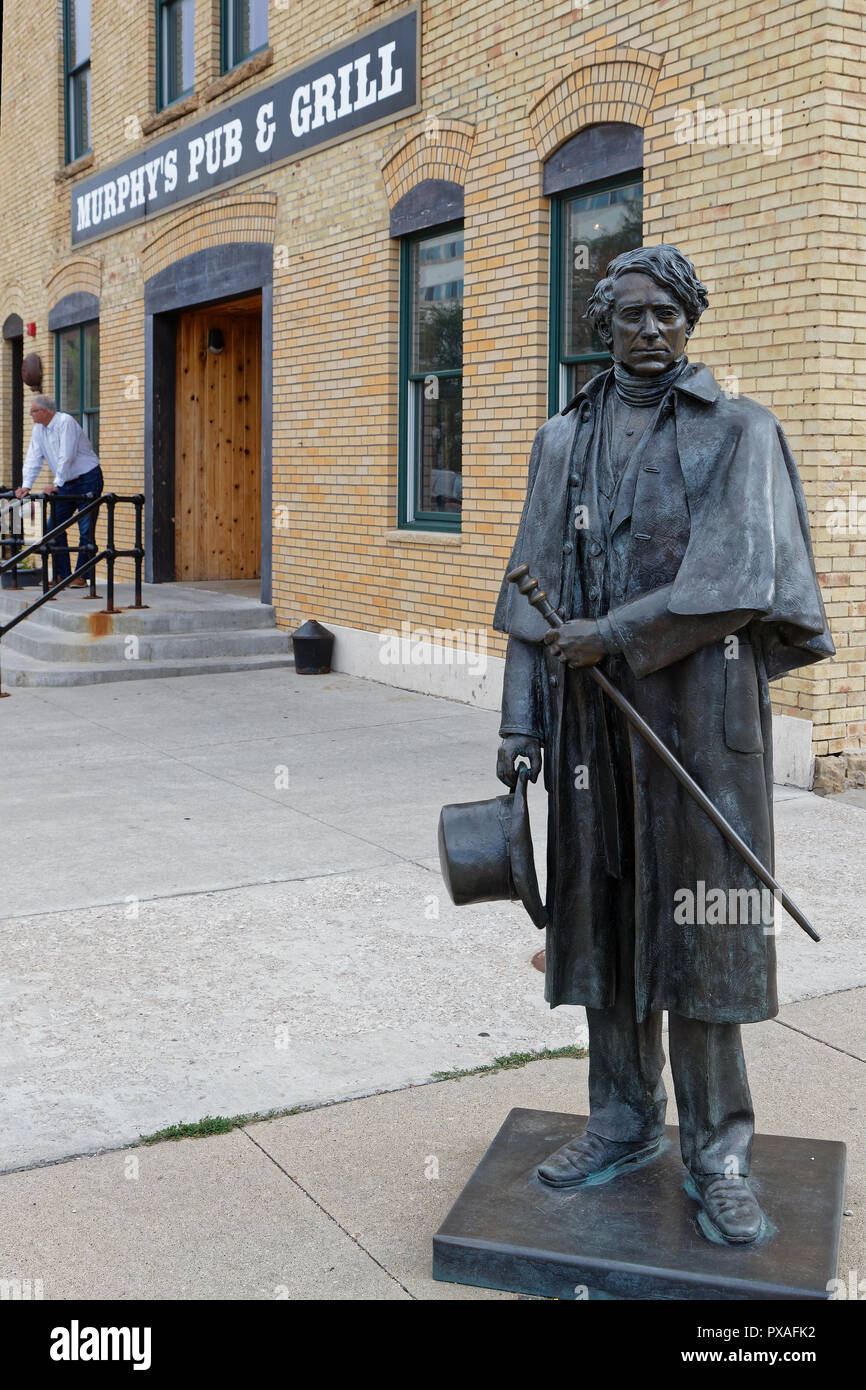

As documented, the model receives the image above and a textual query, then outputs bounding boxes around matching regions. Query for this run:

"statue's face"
[609,272,690,375]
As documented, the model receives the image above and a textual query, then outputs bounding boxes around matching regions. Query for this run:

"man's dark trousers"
[51,465,104,582]
[582,762,755,1178]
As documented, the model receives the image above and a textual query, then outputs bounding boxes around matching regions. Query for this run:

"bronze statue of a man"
[493,244,834,1244]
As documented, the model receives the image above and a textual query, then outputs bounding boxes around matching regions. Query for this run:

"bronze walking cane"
[506,563,821,942]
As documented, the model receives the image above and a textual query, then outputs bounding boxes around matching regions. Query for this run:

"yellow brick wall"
[0,0,863,756]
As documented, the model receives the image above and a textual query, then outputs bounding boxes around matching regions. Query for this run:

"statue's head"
[586,244,709,377]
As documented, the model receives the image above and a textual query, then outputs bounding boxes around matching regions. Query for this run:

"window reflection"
[404,228,464,524]
[161,0,195,107]
[564,181,643,358]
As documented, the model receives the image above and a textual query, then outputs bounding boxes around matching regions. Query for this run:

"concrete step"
[0,580,298,686]
[0,647,295,688]
[3,620,290,664]
[0,585,279,636]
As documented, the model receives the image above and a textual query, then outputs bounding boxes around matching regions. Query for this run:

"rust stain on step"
[88,612,114,639]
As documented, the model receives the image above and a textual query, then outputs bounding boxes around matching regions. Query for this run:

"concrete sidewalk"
[0,993,861,1300]
[0,667,863,1297]
[1,668,865,1175]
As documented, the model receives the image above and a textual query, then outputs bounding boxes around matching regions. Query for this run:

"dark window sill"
[55,151,94,183]
[141,93,200,136]
[204,48,274,103]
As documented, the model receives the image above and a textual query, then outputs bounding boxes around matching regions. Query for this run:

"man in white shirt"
[15,395,103,587]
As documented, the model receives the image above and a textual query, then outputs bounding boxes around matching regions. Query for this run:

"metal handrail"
[1,551,106,636]
[0,491,147,697]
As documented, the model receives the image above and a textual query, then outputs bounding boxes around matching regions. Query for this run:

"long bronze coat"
[494,364,834,1023]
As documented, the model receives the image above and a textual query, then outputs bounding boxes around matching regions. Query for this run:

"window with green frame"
[548,174,642,415]
[221,0,268,73]
[63,0,92,163]
[398,224,464,530]
[157,0,195,110]
[55,322,100,453]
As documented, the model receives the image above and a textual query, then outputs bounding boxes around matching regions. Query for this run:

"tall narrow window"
[157,0,195,109]
[549,175,642,413]
[221,0,268,73]
[64,0,92,163]
[55,322,100,452]
[399,225,464,530]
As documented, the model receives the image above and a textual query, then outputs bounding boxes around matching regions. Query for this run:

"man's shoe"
[689,1173,765,1244]
[537,1130,662,1190]
[69,577,88,588]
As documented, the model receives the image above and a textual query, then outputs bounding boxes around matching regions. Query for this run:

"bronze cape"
[494,363,834,1023]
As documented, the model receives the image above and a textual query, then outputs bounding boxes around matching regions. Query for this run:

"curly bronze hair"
[585,244,709,346]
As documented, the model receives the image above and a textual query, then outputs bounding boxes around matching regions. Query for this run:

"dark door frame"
[144,243,273,600]
[2,313,24,491]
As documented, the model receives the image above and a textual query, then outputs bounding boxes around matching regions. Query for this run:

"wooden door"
[174,293,261,580]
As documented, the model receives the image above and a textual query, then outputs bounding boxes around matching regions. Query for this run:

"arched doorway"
[2,313,24,491]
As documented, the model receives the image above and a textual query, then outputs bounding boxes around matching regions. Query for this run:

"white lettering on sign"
[223,118,243,166]
[70,15,415,244]
[129,167,145,209]
[311,73,337,129]
[76,148,180,231]
[205,128,221,175]
[353,54,377,109]
[289,43,404,133]
[188,135,206,182]
[290,84,311,137]
[144,157,163,199]
[256,101,275,152]
[191,122,245,178]
[336,63,354,118]
[378,42,403,99]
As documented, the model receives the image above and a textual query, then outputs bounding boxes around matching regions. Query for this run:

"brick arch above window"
[380,118,475,211]
[1,280,25,321]
[528,44,664,162]
[44,256,102,305]
[140,192,278,281]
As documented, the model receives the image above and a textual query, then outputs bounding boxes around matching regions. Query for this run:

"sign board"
[71,6,419,246]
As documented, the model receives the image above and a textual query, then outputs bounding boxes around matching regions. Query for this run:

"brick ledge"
[384,529,463,546]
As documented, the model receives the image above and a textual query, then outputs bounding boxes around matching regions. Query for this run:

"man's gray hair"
[32,394,57,412]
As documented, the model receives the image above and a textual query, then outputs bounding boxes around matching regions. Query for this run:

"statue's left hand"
[544,619,606,667]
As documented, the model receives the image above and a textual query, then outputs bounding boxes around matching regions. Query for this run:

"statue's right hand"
[496,735,542,789]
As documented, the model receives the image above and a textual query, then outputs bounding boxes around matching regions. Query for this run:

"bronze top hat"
[438,764,548,930]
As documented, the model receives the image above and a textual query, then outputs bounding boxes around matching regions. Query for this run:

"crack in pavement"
[772,1016,866,1064]
[240,1125,416,1299]
[0,860,400,925]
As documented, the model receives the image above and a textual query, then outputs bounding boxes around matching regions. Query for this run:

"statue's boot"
[688,1173,764,1244]
[537,1130,662,1190]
